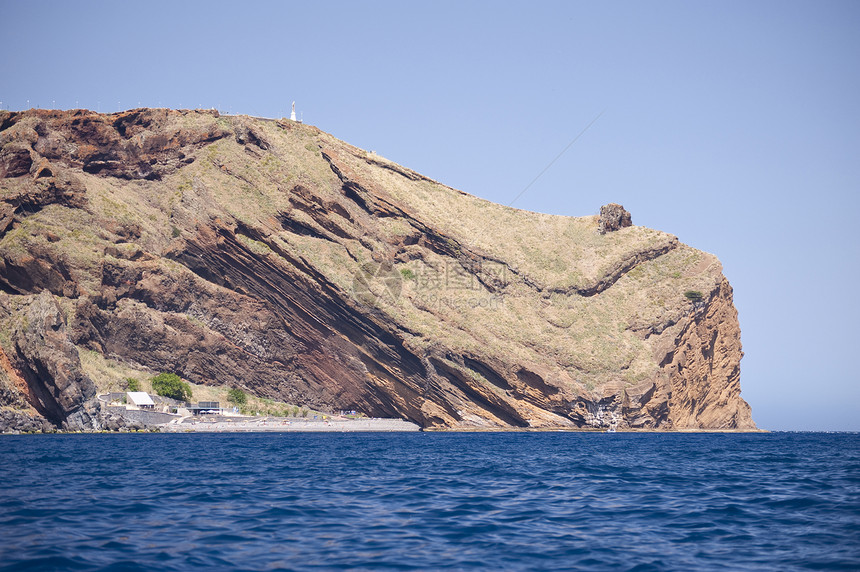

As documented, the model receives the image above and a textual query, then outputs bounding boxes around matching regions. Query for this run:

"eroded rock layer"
[0,108,755,431]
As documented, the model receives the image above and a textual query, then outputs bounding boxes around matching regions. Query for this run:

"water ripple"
[0,432,858,571]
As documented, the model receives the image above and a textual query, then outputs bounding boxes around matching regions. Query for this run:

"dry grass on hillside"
[0,111,725,402]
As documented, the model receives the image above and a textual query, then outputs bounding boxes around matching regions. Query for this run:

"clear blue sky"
[2,0,858,430]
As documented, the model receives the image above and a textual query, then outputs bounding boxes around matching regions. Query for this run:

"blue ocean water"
[0,432,858,571]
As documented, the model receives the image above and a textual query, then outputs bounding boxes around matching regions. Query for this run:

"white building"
[126,392,155,410]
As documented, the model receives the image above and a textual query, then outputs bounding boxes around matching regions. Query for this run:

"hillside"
[0,108,755,431]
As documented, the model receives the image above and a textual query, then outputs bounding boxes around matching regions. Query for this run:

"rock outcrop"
[597,203,632,234]
[0,108,755,431]
[7,291,98,430]
[99,411,145,432]
[0,408,53,433]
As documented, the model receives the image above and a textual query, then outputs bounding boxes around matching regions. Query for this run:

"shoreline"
[424,426,768,433]
[160,416,422,433]
[1,426,769,435]
[1,412,769,435]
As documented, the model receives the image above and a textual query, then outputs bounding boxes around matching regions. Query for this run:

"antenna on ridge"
[290,101,296,122]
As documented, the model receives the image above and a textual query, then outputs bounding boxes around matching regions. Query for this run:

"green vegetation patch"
[227,388,247,405]
[151,372,193,401]
[236,232,274,256]
[684,290,704,302]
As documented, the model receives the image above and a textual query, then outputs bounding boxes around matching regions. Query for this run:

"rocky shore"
[160,416,421,433]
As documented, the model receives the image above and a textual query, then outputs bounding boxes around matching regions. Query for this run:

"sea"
[0,431,858,571]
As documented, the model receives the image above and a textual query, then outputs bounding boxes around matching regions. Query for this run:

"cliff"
[0,108,755,431]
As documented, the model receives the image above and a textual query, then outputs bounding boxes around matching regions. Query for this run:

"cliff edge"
[0,108,755,431]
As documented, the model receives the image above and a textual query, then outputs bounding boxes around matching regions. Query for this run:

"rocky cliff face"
[0,108,755,431]
[0,290,98,431]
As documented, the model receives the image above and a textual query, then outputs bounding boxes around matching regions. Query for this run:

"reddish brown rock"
[0,142,33,178]
[598,203,632,234]
[9,291,98,430]
[664,278,755,429]
[0,109,756,431]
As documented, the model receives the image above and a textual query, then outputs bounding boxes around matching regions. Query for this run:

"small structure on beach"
[126,392,155,410]
[189,401,223,415]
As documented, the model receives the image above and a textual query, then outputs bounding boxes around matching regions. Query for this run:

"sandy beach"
[160,415,421,433]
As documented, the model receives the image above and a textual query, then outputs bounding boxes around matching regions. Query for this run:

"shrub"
[684,290,704,303]
[151,373,192,401]
[227,388,247,405]
[126,377,140,392]
[400,268,415,280]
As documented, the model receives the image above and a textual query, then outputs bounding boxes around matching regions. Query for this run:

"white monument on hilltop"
[290,101,296,122]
